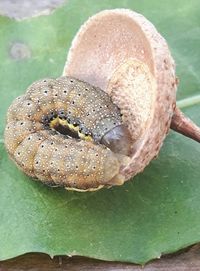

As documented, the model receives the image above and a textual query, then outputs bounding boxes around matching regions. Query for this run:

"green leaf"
[0,0,200,264]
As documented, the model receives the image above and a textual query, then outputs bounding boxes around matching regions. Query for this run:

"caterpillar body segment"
[5,76,132,191]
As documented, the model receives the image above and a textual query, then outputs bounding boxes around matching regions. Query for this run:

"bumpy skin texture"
[4,76,131,191]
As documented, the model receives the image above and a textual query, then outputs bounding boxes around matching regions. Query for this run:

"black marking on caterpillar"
[4,76,132,191]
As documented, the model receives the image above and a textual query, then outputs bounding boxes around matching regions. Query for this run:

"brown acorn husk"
[63,9,178,181]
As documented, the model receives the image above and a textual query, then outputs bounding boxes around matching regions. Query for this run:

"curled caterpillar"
[4,76,132,191]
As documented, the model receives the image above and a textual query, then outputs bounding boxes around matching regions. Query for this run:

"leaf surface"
[0,0,200,264]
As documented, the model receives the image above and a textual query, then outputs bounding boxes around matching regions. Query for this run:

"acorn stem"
[170,107,200,143]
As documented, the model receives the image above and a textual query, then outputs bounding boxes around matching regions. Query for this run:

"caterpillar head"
[100,124,132,156]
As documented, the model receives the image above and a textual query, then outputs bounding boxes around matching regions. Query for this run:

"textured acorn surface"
[64,9,177,180]
[1,1,200,265]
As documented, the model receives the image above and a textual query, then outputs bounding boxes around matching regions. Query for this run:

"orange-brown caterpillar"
[4,76,132,191]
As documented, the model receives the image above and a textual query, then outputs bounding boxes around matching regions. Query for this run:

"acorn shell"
[63,9,177,181]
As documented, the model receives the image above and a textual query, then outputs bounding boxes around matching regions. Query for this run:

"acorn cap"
[63,9,196,181]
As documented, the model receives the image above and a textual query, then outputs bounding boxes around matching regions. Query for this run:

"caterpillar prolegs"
[4,76,132,191]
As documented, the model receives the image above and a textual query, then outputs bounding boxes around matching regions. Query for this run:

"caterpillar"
[4,76,132,191]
